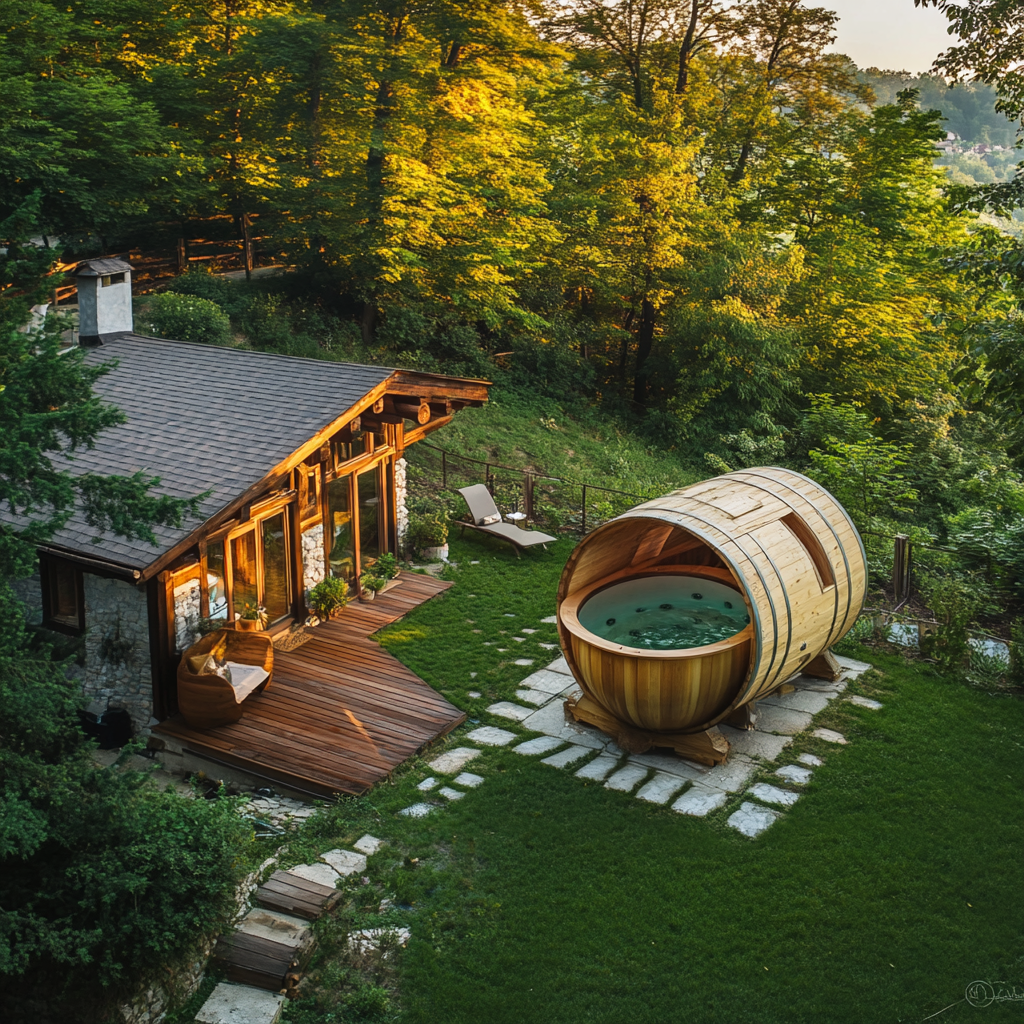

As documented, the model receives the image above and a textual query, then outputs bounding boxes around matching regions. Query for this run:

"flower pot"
[359,589,376,602]
[420,544,449,562]
[237,618,262,632]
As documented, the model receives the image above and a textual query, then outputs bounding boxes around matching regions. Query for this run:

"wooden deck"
[154,573,461,797]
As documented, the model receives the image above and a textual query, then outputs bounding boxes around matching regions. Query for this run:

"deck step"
[255,870,342,921]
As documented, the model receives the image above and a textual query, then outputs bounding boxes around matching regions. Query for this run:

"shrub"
[0,659,251,1021]
[140,291,231,345]
[307,576,349,619]
[918,574,984,670]
[408,512,449,550]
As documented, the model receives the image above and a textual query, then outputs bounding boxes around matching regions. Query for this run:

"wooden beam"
[402,415,453,447]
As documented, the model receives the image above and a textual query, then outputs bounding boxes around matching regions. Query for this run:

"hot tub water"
[578,575,749,651]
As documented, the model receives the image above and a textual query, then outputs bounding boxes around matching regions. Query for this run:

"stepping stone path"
[354,835,385,855]
[848,695,883,710]
[747,782,800,807]
[728,801,781,838]
[321,849,367,876]
[417,777,438,791]
[197,983,284,1024]
[349,927,412,955]
[403,652,874,841]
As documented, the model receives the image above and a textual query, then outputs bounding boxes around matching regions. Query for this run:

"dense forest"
[3,0,1024,571]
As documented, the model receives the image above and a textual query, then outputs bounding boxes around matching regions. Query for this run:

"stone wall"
[11,573,43,625]
[82,574,153,732]
[395,457,409,553]
[301,523,326,599]
[172,577,201,653]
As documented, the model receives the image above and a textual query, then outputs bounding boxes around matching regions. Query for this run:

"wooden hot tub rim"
[559,565,755,663]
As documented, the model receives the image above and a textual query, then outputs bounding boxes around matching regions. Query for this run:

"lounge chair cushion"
[481,512,501,525]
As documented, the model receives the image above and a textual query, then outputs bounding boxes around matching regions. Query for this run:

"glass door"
[230,528,259,618]
[357,467,381,566]
[261,510,291,624]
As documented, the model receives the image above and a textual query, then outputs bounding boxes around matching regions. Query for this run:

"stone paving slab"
[466,726,518,746]
[453,771,484,788]
[417,777,438,791]
[398,802,434,818]
[236,909,310,949]
[540,744,593,768]
[752,703,814,735]
[519,669,575,695]
[749,782,800,807]
[547,656,573,676]
[718,725,793,760]
[671,783,728,817]
[321,849,367,876]
[759,689,833,715]
[540,615,558,624]
[798,752,823,767]
[486,701,534,722]
[635,772,689,805]
[575,754,620,781]
[727,801,781,838]
[427,748,481,774]
[702,753,758,793]
[438,787,464,801]
[627,751,708,780]
[776,764,813,785]
[512,735,565,756]
[350,927,411,955]
[197,982,285,1024]
[848,695,883,710]
[836,655,872,674]
[354,835,384,855]
[288,862,339,887]
[604,764,650,793]
[520,700,607,749]
[514,658,535,666]
[812,728,848,744]
[515,688,550,706]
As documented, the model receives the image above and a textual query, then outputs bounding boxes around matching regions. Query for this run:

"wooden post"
[892,534,910,608]
[523,472,534,521]
[176,237,187,274]
[581,484,587,534]
[441,451,447,489]
[242,214,254,281]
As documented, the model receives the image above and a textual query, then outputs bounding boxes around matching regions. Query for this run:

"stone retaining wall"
[172,577,201,653]
[302,523,326,599]
[396,457,408,553]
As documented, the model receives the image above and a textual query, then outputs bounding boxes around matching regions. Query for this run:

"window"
[781,513,835,589]
[206,540,228,621]
[299,463,321,523]
[327,473,355,580]
[101,272,125,287]
[332,433,366,471]
[43,557,84,633]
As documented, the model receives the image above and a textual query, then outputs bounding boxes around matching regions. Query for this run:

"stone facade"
[395,457,409,553]
[82,574,153,732]
[11,573,43,625]
[301,523,326,599]
[172,577,201,653]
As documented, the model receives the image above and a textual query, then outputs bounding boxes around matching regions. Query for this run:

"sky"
[825,0,955,75]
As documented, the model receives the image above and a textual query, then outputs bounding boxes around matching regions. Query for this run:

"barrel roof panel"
[40,334,394,570]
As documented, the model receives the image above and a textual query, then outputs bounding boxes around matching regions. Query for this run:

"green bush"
[140,291,231,345]
[307,576,349,619]
[0,658,251,1021]
[918,574,984,670]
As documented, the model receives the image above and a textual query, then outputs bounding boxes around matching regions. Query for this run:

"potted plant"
[307,576,350,621]
[408,512,450,561]
[358,571,388,602]
[237,602,268,631]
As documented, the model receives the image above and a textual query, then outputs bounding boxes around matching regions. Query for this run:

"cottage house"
[15,259,489,794]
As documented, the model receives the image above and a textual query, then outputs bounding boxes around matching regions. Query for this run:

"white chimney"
[72,258,133,344]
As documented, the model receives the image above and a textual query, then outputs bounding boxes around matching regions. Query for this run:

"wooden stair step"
[255,870,342,920]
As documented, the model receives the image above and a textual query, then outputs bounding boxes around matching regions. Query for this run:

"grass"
[278,531,1023,1024]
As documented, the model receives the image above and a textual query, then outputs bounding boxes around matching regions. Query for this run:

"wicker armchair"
[177,628,274,730]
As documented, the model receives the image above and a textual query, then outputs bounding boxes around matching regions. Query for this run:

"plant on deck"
[307,577,350,619]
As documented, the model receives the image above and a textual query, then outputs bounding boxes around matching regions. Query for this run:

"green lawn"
[285,533,1024,1024]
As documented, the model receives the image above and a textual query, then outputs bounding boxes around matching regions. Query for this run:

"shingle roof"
[43,335,394,572]
[71,258,134,277]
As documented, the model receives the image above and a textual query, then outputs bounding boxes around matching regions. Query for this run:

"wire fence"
[414,441,657,535]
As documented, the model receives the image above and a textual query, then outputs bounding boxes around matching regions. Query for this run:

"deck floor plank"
[154,574,461,796]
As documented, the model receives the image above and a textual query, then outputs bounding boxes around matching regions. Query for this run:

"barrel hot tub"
[557,467,867,763]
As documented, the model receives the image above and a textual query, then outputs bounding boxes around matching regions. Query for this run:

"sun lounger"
[457,484,556,556]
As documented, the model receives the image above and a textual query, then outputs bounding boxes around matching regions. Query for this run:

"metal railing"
[419,441,656,534]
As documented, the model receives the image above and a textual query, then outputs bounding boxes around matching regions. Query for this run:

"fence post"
[581,484,587,535]
[523,472,534,521]
[893,534,910,608]
[241,214,254,280]
[441,451,447,489]
[176,237,187,274]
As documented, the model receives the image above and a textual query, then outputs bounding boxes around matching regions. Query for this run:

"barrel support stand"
[803,648,842,682]
[565,694,730,766]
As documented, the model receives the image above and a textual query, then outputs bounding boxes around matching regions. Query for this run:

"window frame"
[40,554,85,635]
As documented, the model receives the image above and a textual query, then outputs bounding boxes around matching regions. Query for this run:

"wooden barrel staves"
[556,468,867,764]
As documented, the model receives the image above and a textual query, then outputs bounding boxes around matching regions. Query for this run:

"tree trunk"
[632,298,655,409]
[675,0,702,94]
